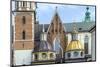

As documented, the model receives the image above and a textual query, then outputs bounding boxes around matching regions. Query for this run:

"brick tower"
[12,0,36,65]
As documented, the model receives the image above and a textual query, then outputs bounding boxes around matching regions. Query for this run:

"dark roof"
[33,41,54,52]
[63,22,95,33]
[37,22,95,33]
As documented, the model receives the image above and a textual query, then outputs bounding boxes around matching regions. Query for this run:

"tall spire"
[84,6,91,22]
[55,6,58,16]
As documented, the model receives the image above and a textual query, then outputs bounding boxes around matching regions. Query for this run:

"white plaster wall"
[91,31,96,61]
[71,51,84,59]
[67,34,72,45]
[78,32,91,55]
[14,50,32,65]
[67,32,92,55]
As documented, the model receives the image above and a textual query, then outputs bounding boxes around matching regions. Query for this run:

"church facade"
[11,0,96,66]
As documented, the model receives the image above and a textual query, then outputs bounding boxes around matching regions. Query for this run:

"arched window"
[22,16,26,24]
[35,54,38,61]
[42,53,47,58]
[84,35,89,54]
[74,52,78,57]
[50,53,54,59]
[67,53,71,58]
[54,37,63,59]
[80,52,83,56]
[22,30,25,39]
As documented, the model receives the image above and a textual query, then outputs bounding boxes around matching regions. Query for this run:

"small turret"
[65,21,84,60]
[84,7,91,22]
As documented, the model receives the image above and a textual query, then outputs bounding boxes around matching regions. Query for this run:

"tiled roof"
[37,22,95,33]
[63,22,95,33]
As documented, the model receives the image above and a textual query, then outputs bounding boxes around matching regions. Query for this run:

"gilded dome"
[66,40,84,51]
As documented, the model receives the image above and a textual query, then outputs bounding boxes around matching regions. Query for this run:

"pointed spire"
[55,6,58,16]
[84,6,91,22]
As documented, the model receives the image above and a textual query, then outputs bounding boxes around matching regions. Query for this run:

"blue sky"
[36,3,95,24]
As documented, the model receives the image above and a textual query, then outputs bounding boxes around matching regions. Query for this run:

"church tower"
[12,0,36,65]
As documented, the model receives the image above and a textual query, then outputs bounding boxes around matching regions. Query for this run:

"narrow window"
[74,52,78,57]
[52,29,54,33]
[84,35,89,54]
[42,53,47,58]
[22,43,24,48]
[22,30,25,39]
[50,53,54,59]
[81,52,83,56]
[30,2,32,9]
[23,1,25,7]
[35,54,38,61]
[67,53,71,58]
[22,16,26,24]
[20,1,23,7]
[16,1,19,9]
